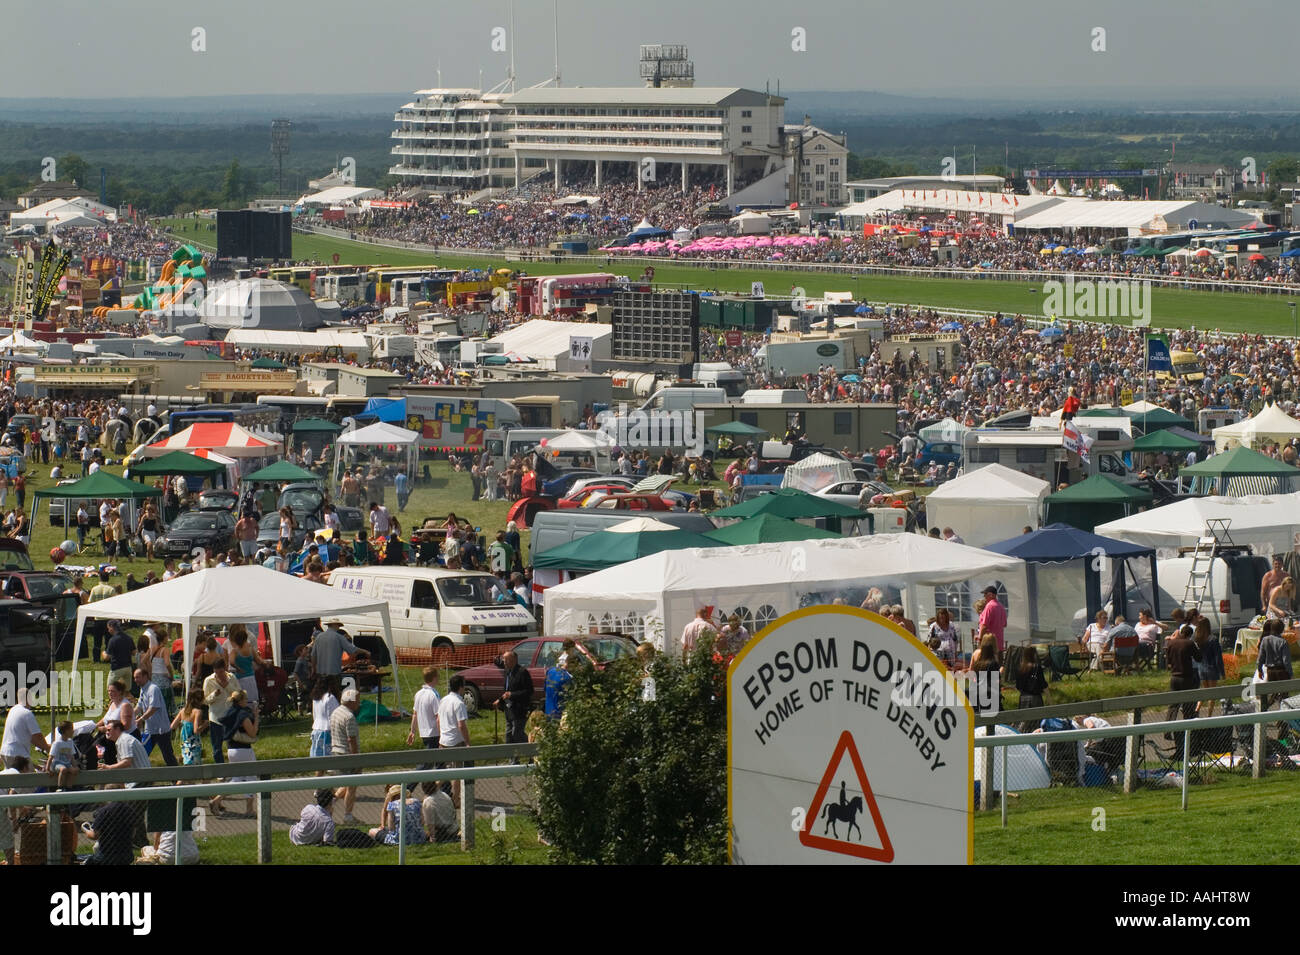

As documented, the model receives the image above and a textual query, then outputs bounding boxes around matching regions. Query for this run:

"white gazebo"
[924,464,1051,547]
[1212,403,1300,451]
[332,421,420,489]
[72,565,398,697]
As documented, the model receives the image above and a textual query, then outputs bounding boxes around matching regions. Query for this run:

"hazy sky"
[10,0,1300,99]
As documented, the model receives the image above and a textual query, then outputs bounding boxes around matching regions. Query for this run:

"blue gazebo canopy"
[985,524,1155,563]
[986,524,1161,627]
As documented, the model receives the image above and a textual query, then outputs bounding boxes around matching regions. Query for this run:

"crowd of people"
[334,178,715,251]
[699,304,1300,449]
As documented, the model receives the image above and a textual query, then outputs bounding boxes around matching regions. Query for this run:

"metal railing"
[0,742,536,864]
[975,700,1300,826]
[292,223,1300,299]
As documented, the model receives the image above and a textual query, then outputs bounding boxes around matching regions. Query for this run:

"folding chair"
[1102,635,1139,675]
[1046,643,1084,681]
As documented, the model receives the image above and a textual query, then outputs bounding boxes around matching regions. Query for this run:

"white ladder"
[1182,518,1234,614]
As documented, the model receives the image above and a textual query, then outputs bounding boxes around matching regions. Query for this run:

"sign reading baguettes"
[728,606,973,865]
[199,371,296,392]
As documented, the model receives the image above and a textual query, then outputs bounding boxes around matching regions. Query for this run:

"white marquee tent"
[924,464,1051,547]
[72,565,397,696]
[1096,492,1300,556]
[1212,404,1300,452]
[544,534,1029,652]
[780,452,854,492]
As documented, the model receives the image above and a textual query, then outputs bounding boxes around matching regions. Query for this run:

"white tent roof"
[918,417,968,443]
[489,319,611,370]
[543,534,1029,651]
[223,328,371,359]
[0,330,48,352]
[780,452,854,492]
[72,566,396,695]
[837,190,1058,220]
[925,464,1050,547]
[1096,492,1300,555]
[543,429,615,452]
[1012,198,1260,232]
[336,421,420,446]
[1212,403,1300,451]
[1122,400,1163,413]
[606,517,679,533]
[297,185,384,206]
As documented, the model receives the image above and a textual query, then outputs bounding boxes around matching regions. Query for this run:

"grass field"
[160,216,1300,335]
[975,772,1300,864]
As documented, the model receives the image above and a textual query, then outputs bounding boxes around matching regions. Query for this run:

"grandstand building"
[389,89,533,194]
[389,46,789,201]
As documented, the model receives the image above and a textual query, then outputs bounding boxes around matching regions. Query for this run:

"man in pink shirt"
[978,585,1007,653]
[680,607,718,656]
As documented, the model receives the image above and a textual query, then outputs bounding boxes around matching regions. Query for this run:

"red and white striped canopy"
[141,422,282,459]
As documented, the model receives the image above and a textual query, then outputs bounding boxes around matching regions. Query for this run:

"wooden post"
[460,760,476,851]
[980,728,993,811]
[256,791,272,863]
[1123,734,1138,794]
[46,807,61,865]
[1253,723,1265,779]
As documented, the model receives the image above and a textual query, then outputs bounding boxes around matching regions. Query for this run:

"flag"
[1146,334,1172,373]
[1063,422,1093,463]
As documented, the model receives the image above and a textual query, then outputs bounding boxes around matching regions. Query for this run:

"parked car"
[0,598,59,672]
[276,482,363,530]
[257,512,322,551]
[812,480,892,509]
[0,540,34,572]
[155,509,237,560]
[196,489,239,512]
[916,441,963,468]
[460,633,637,714]
[0,573,80,659]
[4,414,39,440]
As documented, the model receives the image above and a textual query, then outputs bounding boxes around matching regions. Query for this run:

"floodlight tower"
[271,120,292,195]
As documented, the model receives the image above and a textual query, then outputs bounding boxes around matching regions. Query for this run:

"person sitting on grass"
[289,788,337,846]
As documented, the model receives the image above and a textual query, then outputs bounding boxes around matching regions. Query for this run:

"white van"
[741,389,808,405]
[638,386,728,414]
[1157,552,1270,636]
[330,567,536,654]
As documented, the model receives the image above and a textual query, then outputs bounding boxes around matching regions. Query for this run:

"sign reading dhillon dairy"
[728,607,973,865]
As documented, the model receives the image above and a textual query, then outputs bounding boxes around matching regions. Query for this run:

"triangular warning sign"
[800,730,894,862]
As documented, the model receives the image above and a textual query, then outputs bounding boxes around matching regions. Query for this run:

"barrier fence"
[294,222,1300,300]
[0,743,536,866]
[973,678,1300,825]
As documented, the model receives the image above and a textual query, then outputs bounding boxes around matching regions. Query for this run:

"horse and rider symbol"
[822,780,865,841]
[799,730,895,862]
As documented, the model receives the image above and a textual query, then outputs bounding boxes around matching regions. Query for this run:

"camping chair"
[1046,643,1083,682]
[1100,635,1139,675]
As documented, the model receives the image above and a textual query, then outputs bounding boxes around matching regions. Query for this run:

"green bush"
[533,638,728,864]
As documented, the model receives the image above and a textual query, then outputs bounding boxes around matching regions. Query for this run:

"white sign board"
[728,607,973,864]
[568,336,593,364]
[751,281,766,299]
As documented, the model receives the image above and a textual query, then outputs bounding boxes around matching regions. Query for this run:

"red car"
[460,634,637,714]
[557,483,640,509]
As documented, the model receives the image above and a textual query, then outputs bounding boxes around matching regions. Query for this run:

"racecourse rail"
[0,742,535,864]
[294,222,1300,298]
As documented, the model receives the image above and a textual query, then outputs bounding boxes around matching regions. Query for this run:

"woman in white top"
[1083,610,1112,670]
[927,608,961,664]
[309,677,339,768]
[1134,608,1162,664]
[98,679,136,736]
